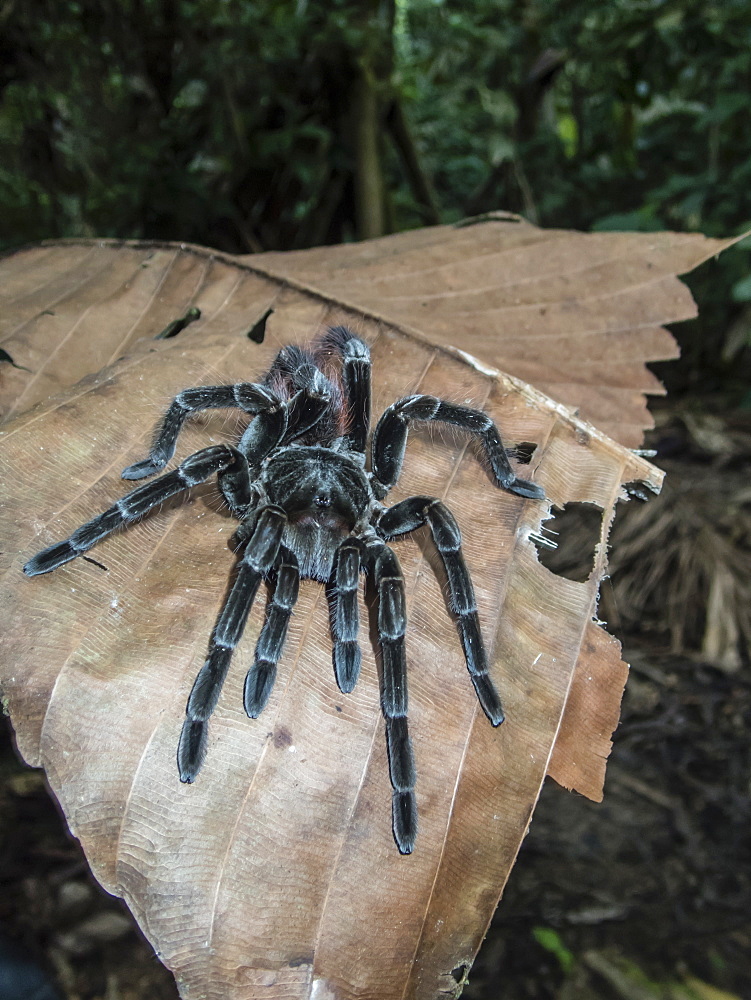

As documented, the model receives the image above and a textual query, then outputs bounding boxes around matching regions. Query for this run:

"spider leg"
[281,379,335,445]
[378,496,504,726]
[244,547,300,717]
[265,342,341,446]
[315,326,371,453]
[122,383,282,480]
[217,461,255,520]
[23,445,250,577]
[365,537,417,855]
[236,384,333,474]
[370,395,545,500]
[178,505,286,781]
[327,539,362,693]
[340,334,371,454]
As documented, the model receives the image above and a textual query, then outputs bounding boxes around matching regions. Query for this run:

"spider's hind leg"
[327,539,363,693]
[178,505,286,781]
[244,547,300,718]
[378,495,504,727]
[365,537,417,855]
[122,383,282,480]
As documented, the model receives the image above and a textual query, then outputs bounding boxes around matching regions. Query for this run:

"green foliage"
[1,0,750,391]
[402,0,751,231]
[532,926,575,974]
[3,0,750,244]
[0,0,383,251]
[399,0,751,394]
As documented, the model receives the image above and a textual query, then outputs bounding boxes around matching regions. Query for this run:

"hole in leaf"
[509,441,537,465]
[246,308,273,343]
[0,348,31,372]
[532,501,603,582]
[154,306,201,340]
[450,963,470,984]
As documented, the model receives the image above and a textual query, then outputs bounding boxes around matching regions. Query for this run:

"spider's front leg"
[365,538,417,855]
[370,395,545,500]
[121,382,282,480]
[316,327,371,453]
[378,497,504,726]
[178,506,287,782]
[23,445,251,576]
[339,334,371,454]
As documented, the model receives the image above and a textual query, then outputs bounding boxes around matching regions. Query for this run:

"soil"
[465,642,751,1000]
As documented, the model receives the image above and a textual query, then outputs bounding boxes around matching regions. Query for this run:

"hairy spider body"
[24,326,544,854]
[261,448,371,580]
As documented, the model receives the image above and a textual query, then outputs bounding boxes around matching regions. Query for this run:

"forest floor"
[465,639,751,1000]
[1,449,749,1000]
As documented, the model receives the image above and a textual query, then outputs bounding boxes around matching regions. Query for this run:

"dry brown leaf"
[547,621,629,802]
[0,219,718,999]
[1,336,655,998]
[0,219,733,443]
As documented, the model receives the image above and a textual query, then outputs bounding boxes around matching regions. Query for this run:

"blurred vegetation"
[1,0,751,394]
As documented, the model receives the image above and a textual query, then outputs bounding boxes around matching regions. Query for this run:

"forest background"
[1,2,749,1000]
[2,0,751,396]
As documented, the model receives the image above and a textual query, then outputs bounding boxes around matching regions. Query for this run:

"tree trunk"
[353,67,385,239]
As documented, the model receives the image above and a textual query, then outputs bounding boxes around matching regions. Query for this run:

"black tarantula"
[24,327,544,854]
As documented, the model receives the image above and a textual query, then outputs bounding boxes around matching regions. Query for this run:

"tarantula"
[24,327,544,854]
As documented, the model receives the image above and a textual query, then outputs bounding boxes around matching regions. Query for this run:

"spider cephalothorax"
[24,326,544,854]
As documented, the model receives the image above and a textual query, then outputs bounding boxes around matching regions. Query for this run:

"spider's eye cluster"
[314,495,331,509]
